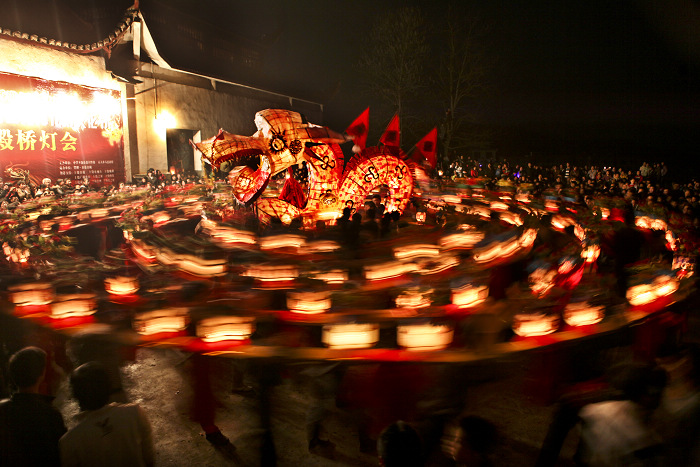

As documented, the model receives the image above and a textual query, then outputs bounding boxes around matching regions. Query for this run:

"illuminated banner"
[0,71,124,187]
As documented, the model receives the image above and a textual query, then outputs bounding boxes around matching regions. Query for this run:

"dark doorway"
[166,129,196,175]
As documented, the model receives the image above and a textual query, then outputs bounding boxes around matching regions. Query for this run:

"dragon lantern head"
[193,109,347,205]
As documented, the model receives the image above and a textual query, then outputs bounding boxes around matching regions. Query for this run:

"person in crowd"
[0,346,67,466]
[441,415,498,466]
[577,362,668,467]
[377,420,424,467]
[60,362,154,467]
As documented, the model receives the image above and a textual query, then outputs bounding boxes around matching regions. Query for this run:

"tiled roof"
[0,2,138,56]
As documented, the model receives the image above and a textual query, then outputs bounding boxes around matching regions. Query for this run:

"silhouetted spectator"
[378,420,424,467]
[0,346,66,466]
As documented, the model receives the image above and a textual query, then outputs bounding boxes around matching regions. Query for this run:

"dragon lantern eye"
[269,135,287,153]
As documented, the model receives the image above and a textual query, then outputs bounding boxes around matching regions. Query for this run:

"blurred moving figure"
[377,420,424,467]
[60,362,154,467]
[577,362,667,467]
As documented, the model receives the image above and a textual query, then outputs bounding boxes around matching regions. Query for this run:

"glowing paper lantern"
[397,323,453,351]
[451,281,489,309]
[286,290,332,314]
[440,229,485,250]
[196,316,255,342]
[50,293,97,319]
[104,276,139,296]
[528,264,557,297]
[626,273,679,306]
[244,264,299,285]
[8,282,54,306]
[393,244,441,261]
[581,241,601,264]
[176,254,227,278]
[415,211,426,223]
[414,253,460,275]
[301,240,341,254]
[364,261,417,281]
[322,323,379,349]
[512,312,559,337]
[395,287,434,309]
[259,234,306,252]
[563,301,604,326]
[311,269,348,285]
[133,307,189,335]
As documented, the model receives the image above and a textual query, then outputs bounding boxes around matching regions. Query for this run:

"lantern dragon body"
[193,109,414,225]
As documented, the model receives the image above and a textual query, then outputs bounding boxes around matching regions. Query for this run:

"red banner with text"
[0,71,125,187]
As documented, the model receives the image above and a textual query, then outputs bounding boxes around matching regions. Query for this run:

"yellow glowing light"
[512,313,559,337]
[563,302,604,326]
[451,284,489,308]
[134,307,189,335]
[104,276,139,296]
[196,316,255,342]
[397,323,453,351]
[286,290,332,314]
[395,287,434,309]
[50,294,97,318]
[8,282,54,306]
[322,323,379,349]
[393,244,441,261]
[364,261,417,281]
[0,88,121,131]
[154,111,176,137]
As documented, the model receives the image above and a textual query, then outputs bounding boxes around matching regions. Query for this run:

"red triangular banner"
[345,107,370,151]
[379,114,400,147]
[415,127,438,169]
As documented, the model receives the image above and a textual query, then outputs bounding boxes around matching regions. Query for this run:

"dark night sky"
[4,0,697,174]
[208,0,699,173]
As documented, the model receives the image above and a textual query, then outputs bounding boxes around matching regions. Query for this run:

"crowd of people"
[0,155,699,466]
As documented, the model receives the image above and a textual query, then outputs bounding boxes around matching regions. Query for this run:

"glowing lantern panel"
[322,323,379,349]
[397,323,454,351]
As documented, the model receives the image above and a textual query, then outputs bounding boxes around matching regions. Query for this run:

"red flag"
[379,114,400,147]
[345,107,370,152]
[415,127,438,169]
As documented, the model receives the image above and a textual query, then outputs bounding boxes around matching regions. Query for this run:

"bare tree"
[435,6,492,166]
[358,6,429,138]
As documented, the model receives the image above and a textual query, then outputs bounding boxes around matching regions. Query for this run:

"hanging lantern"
[397,322,453,351]
[415,211,426,224]
[104,276,140,296]
[563,301,605,326]
[196,316,255,342]
[528,262,557,297]
[635,215,652,230]
[512,311,560,337]
[50,293,97,319]
[133,307,189,335]
[395,286,434,309]
[322,323,379,349]
[286,290,332,314]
